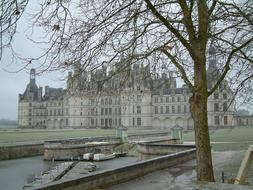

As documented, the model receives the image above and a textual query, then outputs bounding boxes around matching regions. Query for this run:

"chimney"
[38,87,43,101]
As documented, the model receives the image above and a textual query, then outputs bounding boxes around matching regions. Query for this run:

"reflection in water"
[0,156,59,190]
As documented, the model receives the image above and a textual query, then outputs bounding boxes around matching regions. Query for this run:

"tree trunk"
[189,57,215,182]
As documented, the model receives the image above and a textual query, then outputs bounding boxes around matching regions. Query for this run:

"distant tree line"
[0,119,18,125]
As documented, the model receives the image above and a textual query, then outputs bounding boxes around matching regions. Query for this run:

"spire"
[208,39,217,69]
[30,68,36,83]
[207,39,221,89]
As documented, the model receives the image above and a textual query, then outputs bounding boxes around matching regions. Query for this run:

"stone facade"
[18,43,235,129]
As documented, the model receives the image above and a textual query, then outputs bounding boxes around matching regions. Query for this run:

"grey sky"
[0,0,252,120]
[0,0,65,120]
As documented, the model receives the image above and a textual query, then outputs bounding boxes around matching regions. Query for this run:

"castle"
[18,44,235,129]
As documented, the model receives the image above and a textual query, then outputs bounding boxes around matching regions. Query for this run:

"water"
[0,156,58,190]
[0,156,138,190]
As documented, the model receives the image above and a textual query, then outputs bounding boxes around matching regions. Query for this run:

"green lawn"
[183,127,253,151]
[1,126,253,149]
[0,128,165,145]
[184,127,253,142]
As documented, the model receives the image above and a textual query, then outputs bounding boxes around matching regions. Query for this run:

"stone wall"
[0,143,43,160]
[35,148,196,190]
[128,132,169,140]
[137,143,196,160]
[44,136,122,160]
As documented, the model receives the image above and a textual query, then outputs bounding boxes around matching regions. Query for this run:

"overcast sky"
[1,0,252,120]
[0,0,65,120]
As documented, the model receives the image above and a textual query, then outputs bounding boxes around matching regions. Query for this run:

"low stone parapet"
[44,136,122,160]
[137,143,196,160]
[0,143,44,160]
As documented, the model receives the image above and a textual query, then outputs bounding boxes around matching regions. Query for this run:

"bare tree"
[1,0,253,182]
[0,0,29,60]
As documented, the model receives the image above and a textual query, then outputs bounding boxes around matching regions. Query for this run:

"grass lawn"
[183,127,253,151]
[183,127,253,142]
[0,127,166,145]
[1,126,252,149]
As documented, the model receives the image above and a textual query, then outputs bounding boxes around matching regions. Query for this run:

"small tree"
[1,0,253,182]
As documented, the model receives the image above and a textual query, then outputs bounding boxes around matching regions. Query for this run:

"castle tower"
[208,39,218,70]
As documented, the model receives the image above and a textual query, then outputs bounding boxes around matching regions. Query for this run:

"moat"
[0,156,138,190]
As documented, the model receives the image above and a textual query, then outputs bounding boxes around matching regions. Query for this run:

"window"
[166,106,170,113]
[178,105,181,113]
[65,118,68,126]
[105,108,108,115]
[155,97,158,103]
[137,118,141,126]
[172,106,175,113]
[137,106,141,114]
[172,96,175,102]
[101,108,104,115]
[155,106,158,114]
[132,118,135,126]
[160,106,163,114]
[80,112,82,116]
[91,118,94,126]
[223,93,227,99]
[214,103,219,112]
[177,96,180,102]
[166,97,169,102]
[223,102,228,112]
[160,97,163,103]
[184,96,187,102]
[137,95,142,102]
[115,108,117,115]
[184,105,187,113]
[214,93,219,99]
[224,116,228,125]
[101,99,104,105]
[115,118,117,126]
[91,108,95,115]
[105,98,108,105]
[214,116,219,125]
[119,118,121,126]
[109,98,112,105]
[109,108,112,115]
[101,119,104,126]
